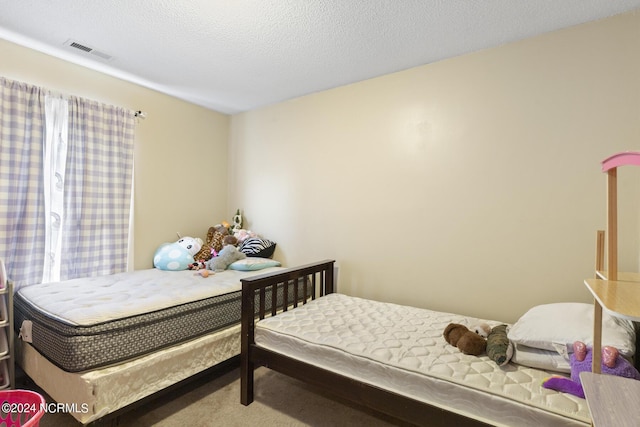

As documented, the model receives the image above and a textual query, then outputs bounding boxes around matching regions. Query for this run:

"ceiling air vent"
[63,39,114,62]
[69,41,92,52]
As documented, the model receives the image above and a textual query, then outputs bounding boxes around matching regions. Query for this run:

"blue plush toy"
[153,236,203,271]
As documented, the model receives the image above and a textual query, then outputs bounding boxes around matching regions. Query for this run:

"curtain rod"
[134,110,147,119]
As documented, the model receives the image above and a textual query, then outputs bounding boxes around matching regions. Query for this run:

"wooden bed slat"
[258,287,266,320]
[293,278,299,308]
[270,283,277,316]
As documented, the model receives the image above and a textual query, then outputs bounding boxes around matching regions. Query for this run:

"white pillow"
[511,343,571,373]
[228,258,281,271]
[507,303,636,357]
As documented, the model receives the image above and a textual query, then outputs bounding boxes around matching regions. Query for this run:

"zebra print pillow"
[238,237,276,258]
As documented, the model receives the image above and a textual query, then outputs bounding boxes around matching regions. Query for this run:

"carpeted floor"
[26,366,411,426]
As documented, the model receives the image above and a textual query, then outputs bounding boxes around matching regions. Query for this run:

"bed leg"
[240,358,254,405]
[240,278,257,405]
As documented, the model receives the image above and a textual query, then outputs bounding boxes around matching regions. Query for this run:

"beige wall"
[229,11,640,323]
[0,38,230,269]
[2,11,639,323]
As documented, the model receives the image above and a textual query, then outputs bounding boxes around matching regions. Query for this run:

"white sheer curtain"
[42,95,69,283]
[0,77,136,288]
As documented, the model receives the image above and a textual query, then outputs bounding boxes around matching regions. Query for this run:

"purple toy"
[542,341,640,398]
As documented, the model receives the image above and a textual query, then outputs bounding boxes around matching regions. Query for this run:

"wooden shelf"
[595,271,640,282]
[584,279,640,321]
[586,152,640,376]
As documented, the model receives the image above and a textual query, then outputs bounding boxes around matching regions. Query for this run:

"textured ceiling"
[1,1,639,114]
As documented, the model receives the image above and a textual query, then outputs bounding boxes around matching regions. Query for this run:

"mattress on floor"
[14,267,287,372]
[254,293,592,427]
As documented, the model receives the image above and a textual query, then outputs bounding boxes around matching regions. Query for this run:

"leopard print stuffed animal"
[193,226,227,261]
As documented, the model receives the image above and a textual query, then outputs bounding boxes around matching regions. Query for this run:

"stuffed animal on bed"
[472,323,492,338]
[486,324,513,366]
[234,229,257,243]
[542,341,640,398]
[193,225,228,262]
[205,244,246,272]
[222,235,238,247]
[188,260,206,271]
[232,209,243,233]
[153,236,203,271]
[443,323,488,356]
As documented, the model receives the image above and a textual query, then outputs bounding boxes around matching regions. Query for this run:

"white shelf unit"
[0,259,14,390]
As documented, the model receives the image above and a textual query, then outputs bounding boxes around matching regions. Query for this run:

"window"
[0,77,135,289]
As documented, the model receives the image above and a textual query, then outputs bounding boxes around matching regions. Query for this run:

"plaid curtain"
[0,77,46,288]
[0,77,135,287]
[59,96,135,280]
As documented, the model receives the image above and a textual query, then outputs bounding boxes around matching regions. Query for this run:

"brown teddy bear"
[443,323,487,356]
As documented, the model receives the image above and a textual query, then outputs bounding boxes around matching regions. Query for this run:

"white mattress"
[17,267,282,326]
[16,266,285,423]
[255,293,591,427]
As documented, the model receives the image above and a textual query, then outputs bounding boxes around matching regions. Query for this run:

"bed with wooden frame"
[240,260,599,427]
[13,264,305,425]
